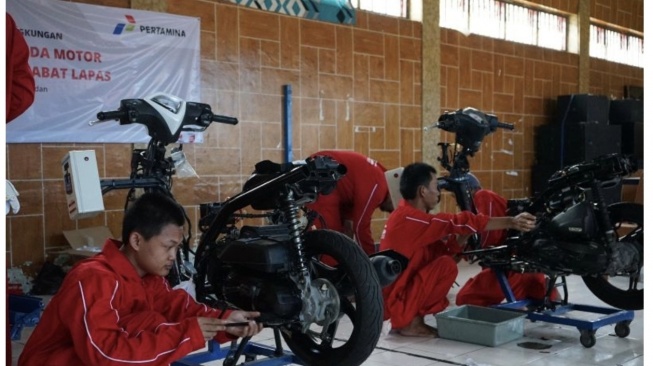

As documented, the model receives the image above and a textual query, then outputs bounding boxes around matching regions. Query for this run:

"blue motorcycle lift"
[173,337,303,366]
[491,269,634,348]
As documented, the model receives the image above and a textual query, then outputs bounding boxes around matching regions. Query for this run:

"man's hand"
[197,311,263,341]
[452,234,472,263]
[510,212,537,232]
[197,317,228,341]
[223,311,264,337]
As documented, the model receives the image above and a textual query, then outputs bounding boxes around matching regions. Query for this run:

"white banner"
[6,0,200,143]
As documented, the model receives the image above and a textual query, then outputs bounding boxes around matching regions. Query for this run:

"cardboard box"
[63,226,113,257]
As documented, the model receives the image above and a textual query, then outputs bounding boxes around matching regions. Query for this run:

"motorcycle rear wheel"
[582,202,643,310]
[281,229,383,366]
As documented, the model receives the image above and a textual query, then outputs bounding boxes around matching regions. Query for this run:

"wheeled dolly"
[173,330,303,366]
[491,269,635,348]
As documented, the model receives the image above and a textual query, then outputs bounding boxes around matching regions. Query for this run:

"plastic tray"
[435,305,526,347]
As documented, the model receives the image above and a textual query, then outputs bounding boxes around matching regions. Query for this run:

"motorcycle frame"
[436,123,627,264]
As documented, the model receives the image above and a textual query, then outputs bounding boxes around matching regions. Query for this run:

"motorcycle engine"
[522,202,609,274]
[547,201,598,240]
[207,232,303,320]
[528,236,609,274]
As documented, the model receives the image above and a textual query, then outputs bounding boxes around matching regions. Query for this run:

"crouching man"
[19,192,263,365]
[380,163,537,337]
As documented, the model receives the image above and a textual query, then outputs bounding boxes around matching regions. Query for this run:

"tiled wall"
[591,0,644,31]
[5,0,643,275]
[434,0,643,213]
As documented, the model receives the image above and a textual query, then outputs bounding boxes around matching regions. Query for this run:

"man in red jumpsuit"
[380,163,537,337]
[307,150,394,255]
[456,185,556,307]
[18,193,263,365]
[7,12,36,365]
[6,13,36,123]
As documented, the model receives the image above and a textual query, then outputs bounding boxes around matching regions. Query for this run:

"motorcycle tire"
[582,202,643,310]
[281,229,383,366]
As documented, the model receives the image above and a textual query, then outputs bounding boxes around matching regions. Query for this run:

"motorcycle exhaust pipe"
[369,250,408,287]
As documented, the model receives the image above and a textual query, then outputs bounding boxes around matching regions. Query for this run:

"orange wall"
[5,0,643,275]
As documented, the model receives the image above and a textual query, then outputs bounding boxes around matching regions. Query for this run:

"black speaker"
[531,163,560,196]
[619,122,644,161]
[562,123,621,165]
[535,123,561,165]
[535,122,622,168]
[609,99,643,124]
[557,94,610,125]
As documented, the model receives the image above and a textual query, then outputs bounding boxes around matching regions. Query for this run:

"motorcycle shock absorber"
[283,192,310,278]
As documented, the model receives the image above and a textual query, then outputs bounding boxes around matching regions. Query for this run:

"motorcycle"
[431,107,643,311]
[92,93,239,285]
[94,94,401,366]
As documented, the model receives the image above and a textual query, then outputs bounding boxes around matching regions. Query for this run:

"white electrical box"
[62,150,104,220]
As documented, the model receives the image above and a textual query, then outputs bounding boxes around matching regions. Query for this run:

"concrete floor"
[11,261,644,366]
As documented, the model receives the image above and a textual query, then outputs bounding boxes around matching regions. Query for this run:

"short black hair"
[399,162,437,200]
[121,192,185,244]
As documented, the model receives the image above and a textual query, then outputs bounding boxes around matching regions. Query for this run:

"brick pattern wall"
[437,29,582,213]
[592,0,644,31]
[589,58,644,98]
[5,1,422,273]
[5,0,643,274]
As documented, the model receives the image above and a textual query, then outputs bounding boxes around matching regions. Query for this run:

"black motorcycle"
[94,94,397,366]
[431,107,643,311]
[93,93,238,285]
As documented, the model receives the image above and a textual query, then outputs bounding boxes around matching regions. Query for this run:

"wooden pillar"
[422,0,441,170]
[578,0,590,93]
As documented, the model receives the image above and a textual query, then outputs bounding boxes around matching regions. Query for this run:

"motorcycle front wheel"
[582,202,643,310]
[281,229,383,366]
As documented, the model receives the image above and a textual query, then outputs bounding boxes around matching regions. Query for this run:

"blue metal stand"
[173,338,303,366]
[491,269,634,348]
[8,294,44,340]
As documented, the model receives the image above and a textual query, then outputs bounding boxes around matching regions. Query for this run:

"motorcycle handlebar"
[211,114,239,125]
[97,110,127,121]
[495,121,514,130]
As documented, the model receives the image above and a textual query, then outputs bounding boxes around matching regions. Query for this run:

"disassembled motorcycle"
[431,107,643,347]
[90,93,401,366]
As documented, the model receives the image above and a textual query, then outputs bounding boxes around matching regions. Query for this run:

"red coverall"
[307,150,389,255]
[6,13,36,123]
[380,200,490,330]
[7,13,36,365]
[18,239,235,366]
[456,189,551,307]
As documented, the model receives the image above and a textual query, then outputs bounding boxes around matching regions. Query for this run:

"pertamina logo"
[112,14,186,37]
[113,15,136,35]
